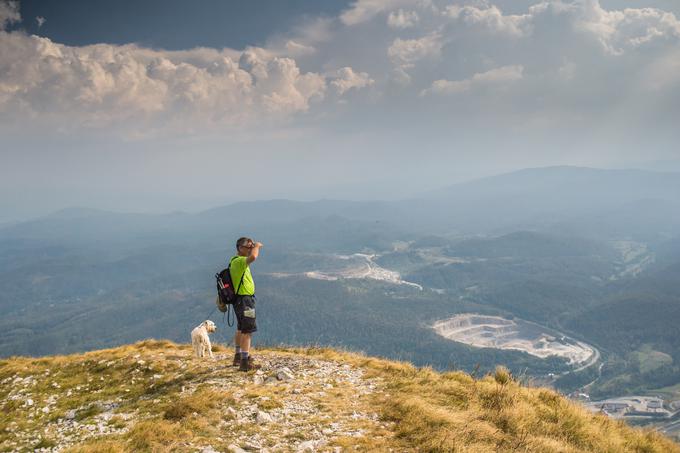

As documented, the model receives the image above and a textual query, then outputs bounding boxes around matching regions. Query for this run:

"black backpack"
[215,257,245,313]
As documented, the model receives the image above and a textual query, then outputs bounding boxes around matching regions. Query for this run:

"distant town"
[570,394,680,441]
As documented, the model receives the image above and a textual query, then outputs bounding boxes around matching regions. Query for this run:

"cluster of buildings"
[585,396,670,419]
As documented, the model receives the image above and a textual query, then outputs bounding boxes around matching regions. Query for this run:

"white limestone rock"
[256,411,273,424]
[297,439,327,452]
[276,367,295,381]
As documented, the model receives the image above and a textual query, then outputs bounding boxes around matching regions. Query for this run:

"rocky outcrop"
[1,340,678,453]
[0,343,394,452]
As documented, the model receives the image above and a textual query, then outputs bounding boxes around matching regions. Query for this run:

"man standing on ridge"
[230,237,262,371]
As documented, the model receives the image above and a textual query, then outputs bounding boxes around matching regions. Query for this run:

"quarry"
[274,253,423,290]
[432,314,596,366]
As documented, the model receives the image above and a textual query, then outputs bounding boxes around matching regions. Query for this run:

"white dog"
[191,320,216,359]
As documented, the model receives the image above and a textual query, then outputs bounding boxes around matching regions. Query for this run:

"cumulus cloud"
[0,30,374,132]
[0,0,20,30]
[388,32,442,67]
[386,31,444,84]
[531,0,680,55]
[441,0,680,48]
[422,65,524,95]
[343,0,404,26]
[2,0,680,141]
[387,9,419,29]
[444,2,531,37]
[284,39,316,57]
[341,0,432,26]
[35,16,45,28]
[330,67,375,94]
[376,0,680,97]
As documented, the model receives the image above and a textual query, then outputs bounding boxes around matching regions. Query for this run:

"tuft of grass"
[65,440,127,453]
[127,419,189,451]
[211,343,229,353]
[257,397,284,411]
[34,437,57,449]
[134,339,178,351]
[75,403,103,421]
[107,415,127,430]
[494,365,512,386]
[162,388,227,421]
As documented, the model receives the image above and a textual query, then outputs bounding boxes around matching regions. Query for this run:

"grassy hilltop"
[1,340,678,453]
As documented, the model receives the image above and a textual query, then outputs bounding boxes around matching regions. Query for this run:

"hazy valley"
[2,166,680,440]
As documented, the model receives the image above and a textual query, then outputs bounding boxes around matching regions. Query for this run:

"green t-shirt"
[229,256,255,296]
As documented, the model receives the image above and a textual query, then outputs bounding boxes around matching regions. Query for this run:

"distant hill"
[554,198,680,242]
[446,231,615,258]
[428,166,680,204]
[564,258,680,398]
[420,166,680,235]
[570,258,680,353]
[1,340,677,452]
[1,166,678,240]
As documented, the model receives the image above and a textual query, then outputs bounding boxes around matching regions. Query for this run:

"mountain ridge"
[6,165,680,228]
[1,340,678,452]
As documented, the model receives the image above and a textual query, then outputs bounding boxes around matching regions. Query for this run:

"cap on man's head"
[236,237,253,249]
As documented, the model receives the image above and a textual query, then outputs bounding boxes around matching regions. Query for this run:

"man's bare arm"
[246,242,263,265]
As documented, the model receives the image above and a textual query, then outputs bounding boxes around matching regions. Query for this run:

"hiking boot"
[238,356,260,372]
[232,353,241,366]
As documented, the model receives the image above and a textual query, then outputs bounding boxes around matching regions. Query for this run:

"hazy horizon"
[1,162,679,225]
[2,0,680,221]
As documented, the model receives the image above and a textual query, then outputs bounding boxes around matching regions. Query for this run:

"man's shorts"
[234,295,257,334]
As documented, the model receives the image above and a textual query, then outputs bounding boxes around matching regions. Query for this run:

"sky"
[1,0,680,222]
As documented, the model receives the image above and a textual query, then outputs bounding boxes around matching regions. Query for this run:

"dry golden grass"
[126,419,189,451]
[162,387,229,421]
[66,439,127,453]
[374,363,678,452]
[3,340,679,453]
[271,345,680,453]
